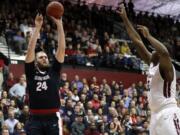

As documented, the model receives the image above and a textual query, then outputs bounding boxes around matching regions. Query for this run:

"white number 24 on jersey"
[36,81,48,91]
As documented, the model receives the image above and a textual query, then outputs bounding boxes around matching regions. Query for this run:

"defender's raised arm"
[118,5,151,64]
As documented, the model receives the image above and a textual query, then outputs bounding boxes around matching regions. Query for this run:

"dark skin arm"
[118,5,152,64]
[137,25,173,82]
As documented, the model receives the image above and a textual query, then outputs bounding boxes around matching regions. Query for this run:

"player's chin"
[40,63,50,68]
[43,63,50,68]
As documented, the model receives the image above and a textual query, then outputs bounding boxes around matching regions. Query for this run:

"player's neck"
[37,66,47,74]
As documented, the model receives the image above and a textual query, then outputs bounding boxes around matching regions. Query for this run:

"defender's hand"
[137,25,150,38]
[35,14,43,28]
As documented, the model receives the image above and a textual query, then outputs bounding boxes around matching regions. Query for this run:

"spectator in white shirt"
[9,75,26,101]
[4,110,19,134]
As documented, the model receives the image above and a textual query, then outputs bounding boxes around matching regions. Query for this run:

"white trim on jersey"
[56,112,63,135]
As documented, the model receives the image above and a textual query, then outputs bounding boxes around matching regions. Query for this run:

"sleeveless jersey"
[147,63,177,112]
[25,58,62,114]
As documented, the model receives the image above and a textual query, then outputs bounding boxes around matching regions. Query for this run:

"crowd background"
[0,0,180,135]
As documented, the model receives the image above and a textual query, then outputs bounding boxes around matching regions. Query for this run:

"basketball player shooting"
[118,4,180,135]
[24,13,65,135]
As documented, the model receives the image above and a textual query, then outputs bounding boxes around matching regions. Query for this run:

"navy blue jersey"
[25,58,62,114]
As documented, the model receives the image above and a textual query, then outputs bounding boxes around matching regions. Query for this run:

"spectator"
[107,122,119,135]
[0,110,4,133]
[0,1,180,135]
[2,129,10,135]
[0,64,3,91]
[91,94,101,110]
[18,105,29,124]
[59,73,69,88]
[84,122,101,135]
[72,89,80,102]
[4,110,19,135]
[71,114,85,135]
[9,75,26,108]
[13,30,27,54]
[13,122,25,135]
[4,72,16,92]
[71,75,83,92]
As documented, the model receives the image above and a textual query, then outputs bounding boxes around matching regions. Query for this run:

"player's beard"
[36,62,50,71]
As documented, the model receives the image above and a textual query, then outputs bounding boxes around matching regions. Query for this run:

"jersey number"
[36,82,48,91]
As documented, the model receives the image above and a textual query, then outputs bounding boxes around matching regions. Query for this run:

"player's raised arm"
[137,25,173,81]
[50,17,65,63]
[118,5,151,64]
[25,14,43,63]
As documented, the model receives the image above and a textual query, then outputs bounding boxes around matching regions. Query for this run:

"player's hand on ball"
[35,13,43,28]
[117,4,127,18]
[137,25,150,38]
[50,16,62,27]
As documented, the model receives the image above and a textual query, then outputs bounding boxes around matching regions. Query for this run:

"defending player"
[25,13,65,135]
[118,5,180,135]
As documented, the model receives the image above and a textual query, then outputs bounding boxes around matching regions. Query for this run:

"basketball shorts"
[150,105,180,135]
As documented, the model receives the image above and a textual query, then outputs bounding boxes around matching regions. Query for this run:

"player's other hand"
[137,25,150,38]
[117,4,127,19]
[35,13,43,29]
[50,16,62,28]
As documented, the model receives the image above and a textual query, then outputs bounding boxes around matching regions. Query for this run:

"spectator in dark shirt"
[84,122,101,135]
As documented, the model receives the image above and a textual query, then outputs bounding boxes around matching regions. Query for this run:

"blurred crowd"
[0,68,179,135]
[0,0,179,69]
[0,0,147,72]
[0,0,180,135]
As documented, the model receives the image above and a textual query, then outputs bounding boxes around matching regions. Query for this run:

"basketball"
[46,1,64,18]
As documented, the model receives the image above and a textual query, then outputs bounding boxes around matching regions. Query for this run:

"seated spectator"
[120,42,131,56]
[71,75,83,92]
[103,46,114,67]
[65,43,77,65]
[1,90,10,102]
[18,105,29,125]
[75,43,87,65]
[0,110,4,132]
[59,73,69,88]
[9,75,26,109]
[130,108,138,125]
[136,81,145,96]
[9,99,20,117]
[2,129,9,135]
[123,89,132,109]
[13,31,27,54]
[71,114,85,135]
[62,101,74,128]
[112,117,124,133]
[84,122,101,135]
[13,122,25,135]
[4,110,19,135]
[119,42,133,69]
[91,94,101,110]
[0,60,5,93]
[4,72,16,92]
[72,89,80,102]
[0,33,8,46]
[106,122,119,135]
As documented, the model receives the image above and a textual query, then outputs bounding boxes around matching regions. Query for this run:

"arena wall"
[9,64,146,88]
